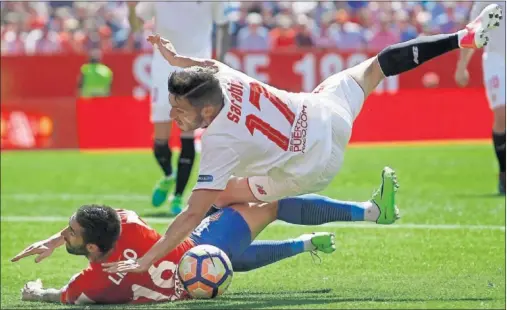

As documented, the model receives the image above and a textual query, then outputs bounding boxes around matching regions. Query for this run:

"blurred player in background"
[12,194,380,304]
[101,4,502,275]
[455,1,506,194]
[128,1,230,214]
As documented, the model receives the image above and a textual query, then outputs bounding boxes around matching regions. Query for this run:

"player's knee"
[180,130,194,139]
[153,121,172,140]
[493,106,506,132]
[264,201,279,223]
[345,56,383,98]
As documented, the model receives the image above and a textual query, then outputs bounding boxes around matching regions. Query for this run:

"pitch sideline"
[1,215,504,231]
[2,193,504,231]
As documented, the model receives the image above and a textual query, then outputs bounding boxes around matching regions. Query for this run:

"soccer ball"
[177,244,233,299]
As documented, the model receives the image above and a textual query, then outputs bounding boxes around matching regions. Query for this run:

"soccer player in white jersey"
[455,1,506,194]
[128,1,230,214]
[103,4,503,275]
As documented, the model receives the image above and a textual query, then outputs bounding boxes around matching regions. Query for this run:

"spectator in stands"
[396,10,418,42]
[367,13,399,51]
[2,14,26,55]
[333,9,366,51]
[237,12,270,51]
[269,13,296,50]
[25,24,62,55]
[0,0,477,55]
[294,14,314,47]
[313,11,337,48]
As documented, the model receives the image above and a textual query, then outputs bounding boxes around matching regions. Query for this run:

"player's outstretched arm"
[147,34,219,69]
[102,189,221,274]
[11,227,69,263]
[21,279,62,303]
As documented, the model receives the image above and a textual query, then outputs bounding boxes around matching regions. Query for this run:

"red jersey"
[60,209,194,304]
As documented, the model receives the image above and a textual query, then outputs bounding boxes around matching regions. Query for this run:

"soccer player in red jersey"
[13,201,339,305]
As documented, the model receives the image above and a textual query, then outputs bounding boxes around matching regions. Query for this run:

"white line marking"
[1,193,149,202]
[1,216,504,231]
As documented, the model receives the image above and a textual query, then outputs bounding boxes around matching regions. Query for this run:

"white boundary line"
[1,215,504,231]
[2,193,504,231]
[1,193,150,202]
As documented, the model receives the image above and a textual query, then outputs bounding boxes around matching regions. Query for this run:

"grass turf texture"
[1,143,505,309]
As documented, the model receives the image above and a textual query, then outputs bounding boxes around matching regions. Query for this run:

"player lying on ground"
[12,188,396,304]
[103,4,503,276]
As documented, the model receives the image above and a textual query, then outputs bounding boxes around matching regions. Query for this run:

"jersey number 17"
[246,82,295,151]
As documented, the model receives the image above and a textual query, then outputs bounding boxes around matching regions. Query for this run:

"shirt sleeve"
[212,2,228,25]
[193,143,239,191]
[60,270,105,305]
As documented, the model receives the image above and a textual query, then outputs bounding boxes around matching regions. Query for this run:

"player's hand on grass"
[455,67,470,87]
[11,238,59,263]
[102,258,150,274]
[21,279,43,301]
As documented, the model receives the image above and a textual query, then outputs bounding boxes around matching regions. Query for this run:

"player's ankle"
[456,29,468,48]
[364,201,380,222]
[298,235,316,252]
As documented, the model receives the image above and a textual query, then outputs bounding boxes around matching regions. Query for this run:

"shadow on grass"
[175,295,498,309]
[141,211,176,219]
[25,290,497,310]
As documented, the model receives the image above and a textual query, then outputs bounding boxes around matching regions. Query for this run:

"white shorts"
[150,49,182,123]
[248,72,365,202]
[483,52,506,109]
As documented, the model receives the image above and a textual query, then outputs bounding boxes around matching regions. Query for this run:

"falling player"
[103,5,503,275]
[128,1,230,214]
[455,1,506,194]
[12,194,382,304]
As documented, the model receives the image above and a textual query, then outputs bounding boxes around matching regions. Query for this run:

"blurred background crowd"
[1,1,474,55]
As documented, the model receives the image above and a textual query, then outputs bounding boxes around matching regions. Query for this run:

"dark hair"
[168,66,223,108]
[75,204,121,253]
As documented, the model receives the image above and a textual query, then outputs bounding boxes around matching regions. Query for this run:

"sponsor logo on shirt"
[197,175,214,183]
[289,104,308,153]
[256,184,267,195]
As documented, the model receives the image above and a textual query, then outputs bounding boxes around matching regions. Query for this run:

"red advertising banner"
[1,49,485,101]
[1,98,78,150]
[75,88,491,150]
[1,49,490,150]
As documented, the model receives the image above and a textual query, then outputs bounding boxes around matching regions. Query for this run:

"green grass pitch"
[1,142,505,309]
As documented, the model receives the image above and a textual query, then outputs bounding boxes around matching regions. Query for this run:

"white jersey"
[136,1,227,58]
[194,64,340,191]
[470,1,505,58]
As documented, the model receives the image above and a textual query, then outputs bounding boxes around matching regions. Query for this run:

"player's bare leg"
[346,3,503,99]
[492,105,506,194]
[152,121,177,209]
[213,177,262,208]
